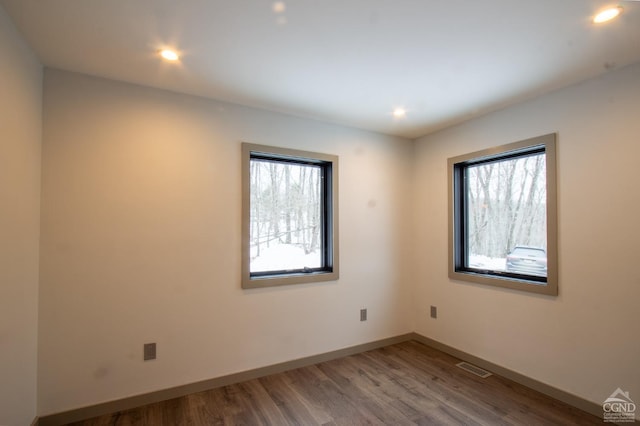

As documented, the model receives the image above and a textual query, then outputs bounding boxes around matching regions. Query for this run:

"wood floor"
[67,341,602,425]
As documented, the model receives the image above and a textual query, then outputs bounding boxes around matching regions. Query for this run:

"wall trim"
[411,333,603,419]
[38,334,414,426]
[39,332,603,425]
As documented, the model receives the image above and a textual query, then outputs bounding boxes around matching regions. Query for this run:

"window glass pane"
[465,152,547,277]
[249,158,322,273]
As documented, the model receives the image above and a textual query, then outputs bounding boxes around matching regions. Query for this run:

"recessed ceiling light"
[273,2,286,13]
[393,107,407,118]
[160,49,179,61]
[593,6,623,24]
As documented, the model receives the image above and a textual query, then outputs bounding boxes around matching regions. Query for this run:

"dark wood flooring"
[67,340,603,425]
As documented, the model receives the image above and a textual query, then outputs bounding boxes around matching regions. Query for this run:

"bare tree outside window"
[249,159,322,272]
[466,152,547,274]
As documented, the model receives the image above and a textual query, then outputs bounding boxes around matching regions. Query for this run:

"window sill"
[242,270,339,289]
[449,269,557,295]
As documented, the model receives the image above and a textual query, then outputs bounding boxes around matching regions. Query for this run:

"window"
[448,134,557,295]
[242,143,339,288]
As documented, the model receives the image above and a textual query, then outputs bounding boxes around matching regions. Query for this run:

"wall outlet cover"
[144,343,156,361]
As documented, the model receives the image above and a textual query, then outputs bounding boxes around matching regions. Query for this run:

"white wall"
[0,4,42,426]
[38,69,414,415]
[413,61,640,405]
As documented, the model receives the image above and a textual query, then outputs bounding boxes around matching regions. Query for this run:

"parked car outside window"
[505,246,547,277]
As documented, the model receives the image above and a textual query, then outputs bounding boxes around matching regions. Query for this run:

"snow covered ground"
[468,254,507,271]
[251,245,506,274]
[250,244,321,272]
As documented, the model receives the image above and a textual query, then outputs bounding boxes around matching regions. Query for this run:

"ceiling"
[2,0,639,139]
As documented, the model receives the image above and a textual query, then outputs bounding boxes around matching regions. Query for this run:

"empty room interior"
[1,0,639,425]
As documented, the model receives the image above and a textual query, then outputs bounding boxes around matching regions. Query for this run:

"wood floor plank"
[65,341,603,426]
[316,357,417,425]
[285,367,381,425]
[332,354,447,423]
[257,373,321,425]
[353,349,509,425]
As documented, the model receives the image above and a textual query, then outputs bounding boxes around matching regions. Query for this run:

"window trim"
[241,143,339,289]
[447,133,558,295]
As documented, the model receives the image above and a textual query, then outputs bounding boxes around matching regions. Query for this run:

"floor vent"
[456,362,492,378]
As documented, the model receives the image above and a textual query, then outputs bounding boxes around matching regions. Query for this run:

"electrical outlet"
[360,308,367,321]
[430,306,437,319]
[144,343,156,361]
